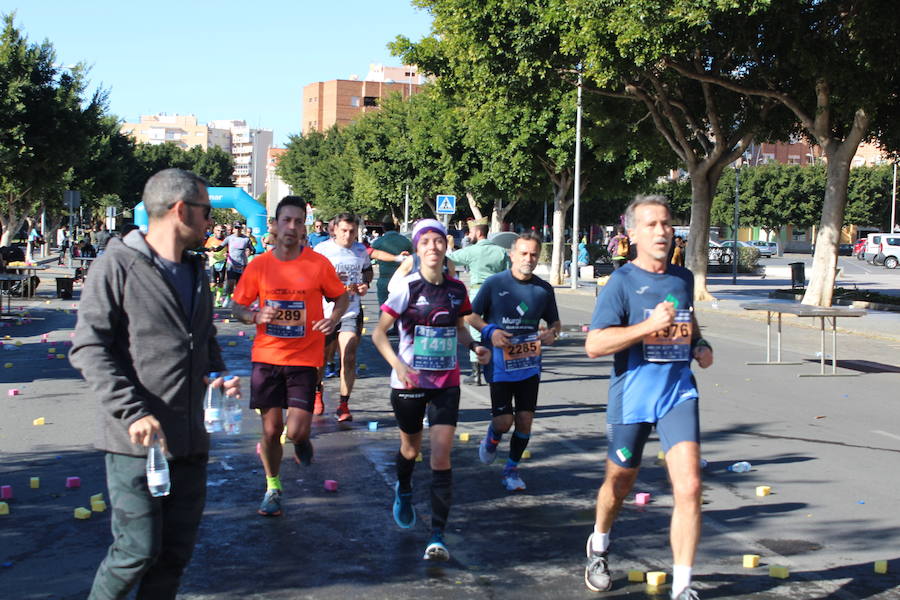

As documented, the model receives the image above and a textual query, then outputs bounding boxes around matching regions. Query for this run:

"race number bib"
[502,332,541,371]
[412,325,457,371]
[643,309,692,362]
[264,300,306,338]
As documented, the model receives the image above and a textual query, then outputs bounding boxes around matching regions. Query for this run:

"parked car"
[853,238,867,259]
[863,233,890,263]
[708,239,733,264]
[746,240,778,257]
[872,234,900,269]
[811,242,855,256]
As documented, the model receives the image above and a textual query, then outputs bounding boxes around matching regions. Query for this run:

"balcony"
[233,144,252,155]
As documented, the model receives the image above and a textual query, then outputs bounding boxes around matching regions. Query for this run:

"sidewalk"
[553,272,900,343]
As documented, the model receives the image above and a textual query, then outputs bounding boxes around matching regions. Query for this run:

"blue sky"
[5,1,434,146]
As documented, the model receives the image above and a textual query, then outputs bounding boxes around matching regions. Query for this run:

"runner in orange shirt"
[231,196,349,517]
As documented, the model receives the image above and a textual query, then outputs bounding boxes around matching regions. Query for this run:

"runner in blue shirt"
[583,195,713,599]
[466,232,561,491]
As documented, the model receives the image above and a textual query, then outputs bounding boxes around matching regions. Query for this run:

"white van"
[873,234,900,269]
[863,233,890,263]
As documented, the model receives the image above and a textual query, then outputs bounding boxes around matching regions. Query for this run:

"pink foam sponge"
[65,476,81,489]
[238,331,245,337]
[323,480,338,492]
[7,389,19,396]
[256,442,261,455]
[635,492,651,505]
[1,485,12,499]
[581,325,589,332]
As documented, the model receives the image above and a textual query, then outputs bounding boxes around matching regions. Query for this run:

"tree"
[394,0,669,284]
[0,14,107,245]
[662,1,900,305]
[277,130,325,203]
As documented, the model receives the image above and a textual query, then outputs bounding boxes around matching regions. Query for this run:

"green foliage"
[737,245,760,271]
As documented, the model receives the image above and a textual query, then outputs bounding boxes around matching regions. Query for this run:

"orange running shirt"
[232,248,345,367]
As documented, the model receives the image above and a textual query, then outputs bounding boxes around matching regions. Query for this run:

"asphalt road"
[1,283,898,599]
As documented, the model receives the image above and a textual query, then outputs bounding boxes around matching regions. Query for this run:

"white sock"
[671,565,692,598]
[590,527,610,553]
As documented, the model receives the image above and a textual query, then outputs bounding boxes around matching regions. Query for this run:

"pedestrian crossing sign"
[436,195,457,215]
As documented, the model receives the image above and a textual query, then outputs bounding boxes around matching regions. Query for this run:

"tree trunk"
[490,194,521,234]
[802,153,852,306]
[465,192,484,221]
[1,198,28,248]
[685,170,718,301]
[549,183,573,286]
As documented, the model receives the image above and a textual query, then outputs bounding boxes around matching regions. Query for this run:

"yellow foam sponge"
[91,500,107,512]
[3,363,11,368]
[90,493,104,503]
[280,433,286,445]
[30,477,39,489]
[743,554,760,568]
[874,560,888,574]
[0,502,8,515]
[228,341,237,346]
[646,571,666,586]
[33,417,45,426]
[415,453,423,462]
[56,354,65,359]
[756,485,772,497]
[769,565,789,579]
[48,347,56,353]
[628,570,644,582]
[458,432,470,442]
[657,450,666,460]
[74,507,92,519]
[521,450,532,459]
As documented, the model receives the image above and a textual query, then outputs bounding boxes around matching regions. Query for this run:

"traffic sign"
[436,194,456,215]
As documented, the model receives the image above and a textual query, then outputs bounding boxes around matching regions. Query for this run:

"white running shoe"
[501,467,526,491]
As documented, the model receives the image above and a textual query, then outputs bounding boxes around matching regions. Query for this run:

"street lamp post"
[570,69,583,290]
[732,166,740,285]
[891,162,897,233]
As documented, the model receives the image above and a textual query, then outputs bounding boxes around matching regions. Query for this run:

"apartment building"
[265,148,293,216]
[121,114,273,199]
[301,63,424,134]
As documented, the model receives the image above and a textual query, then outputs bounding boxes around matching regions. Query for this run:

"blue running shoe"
[392,482,416,529]
[324,363,339,379]
[257,489,283,517]
[423,530,450,561]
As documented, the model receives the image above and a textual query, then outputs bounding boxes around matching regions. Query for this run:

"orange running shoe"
[335,401,352,422]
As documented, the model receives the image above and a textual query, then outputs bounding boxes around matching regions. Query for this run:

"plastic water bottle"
[727,461,751,473]
[204,372,223,433]
[223,377,241,435]
[146,438,170,497]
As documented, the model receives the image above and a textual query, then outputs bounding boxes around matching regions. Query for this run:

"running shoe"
[324,363,338,378]
[313,389,324,416]
[335,401,352,422]
[478,436,498,465]
[257,489,283,517]
[673,589,700,600]
[293,439,314,466]
[392,482,416,529]
[423,530,450,561]
[501,466,526,491]
[584,534,612,592]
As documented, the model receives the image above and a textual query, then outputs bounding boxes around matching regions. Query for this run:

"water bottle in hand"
[146,438,170,497]
[204,372,223,433]
[223,376,241,434]
[727,461,751,473]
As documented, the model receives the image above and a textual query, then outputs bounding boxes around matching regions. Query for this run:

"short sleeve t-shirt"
[381,272,472,390]
[314,239,372,319]
[205,236,227,265]
[472,270,559,383]
[590,262,698,425]
[232,249,346,367]
[224,235,252,270]
[371,231,413,280]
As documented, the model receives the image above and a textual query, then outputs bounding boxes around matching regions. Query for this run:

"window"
[886,237,900,246]
[787,155,800,164]
[363,96,378,107]
[350,96,360,107]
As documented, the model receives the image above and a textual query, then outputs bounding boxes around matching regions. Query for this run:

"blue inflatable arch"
[133,187,268,252]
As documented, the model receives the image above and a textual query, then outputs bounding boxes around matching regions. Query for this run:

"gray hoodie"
[70,230,226,458]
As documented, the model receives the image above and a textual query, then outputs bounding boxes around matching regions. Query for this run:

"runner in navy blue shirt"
[466,232,561,491]
[583,196,713,599]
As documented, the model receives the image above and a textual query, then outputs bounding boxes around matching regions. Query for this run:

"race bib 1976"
[642,309,692,362]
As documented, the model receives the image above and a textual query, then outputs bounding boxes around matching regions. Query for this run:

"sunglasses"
[169,200,212,219]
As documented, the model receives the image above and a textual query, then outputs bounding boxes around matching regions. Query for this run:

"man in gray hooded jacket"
[71,168,241,600]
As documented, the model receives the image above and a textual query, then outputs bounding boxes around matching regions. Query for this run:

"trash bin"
[55,277,74,300]
[789,262,805,289]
